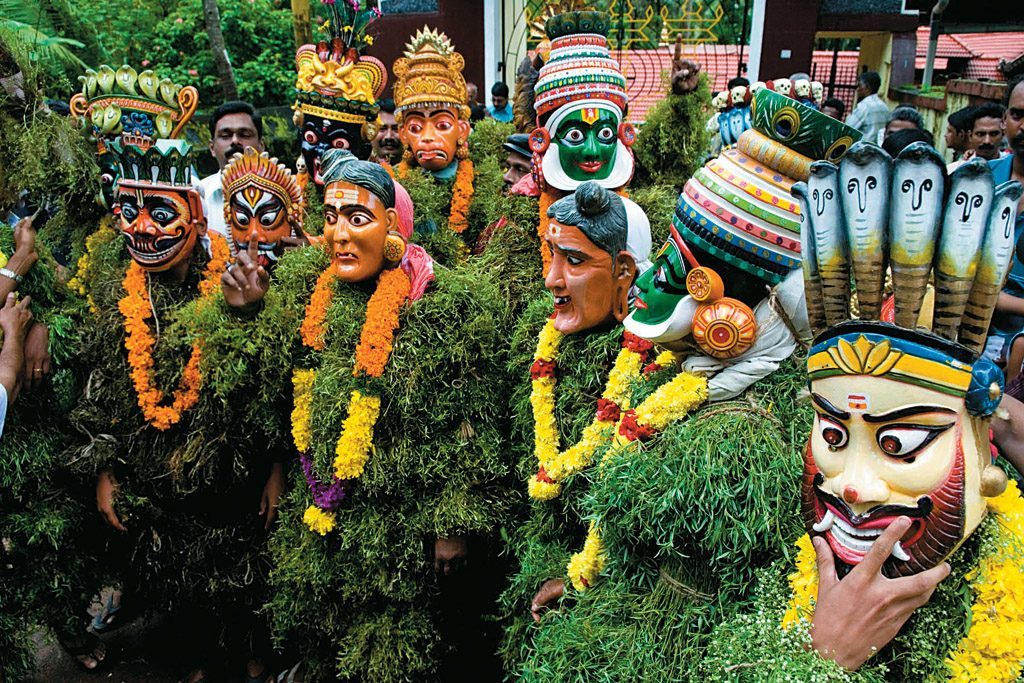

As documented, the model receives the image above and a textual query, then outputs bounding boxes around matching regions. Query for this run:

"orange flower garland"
[301,266,337,351]
[352,267,411,376]
[396,158,475,234]
[118,233,230,431]
[537,189,557,277]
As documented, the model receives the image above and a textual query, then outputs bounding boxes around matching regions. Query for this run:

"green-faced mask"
[554,108,619,182]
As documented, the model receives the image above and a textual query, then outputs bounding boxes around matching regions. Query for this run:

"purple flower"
[300,452,351,510]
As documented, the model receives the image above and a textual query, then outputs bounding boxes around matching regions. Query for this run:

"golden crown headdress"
[392,26,469,122]
[294,1,387,125]
[221,147,303,221]
[70,64,198,149]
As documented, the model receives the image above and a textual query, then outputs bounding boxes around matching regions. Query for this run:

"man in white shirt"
[200,101,265,237]
[845,71,890,145]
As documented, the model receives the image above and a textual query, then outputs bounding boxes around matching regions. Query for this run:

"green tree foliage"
[632,73,711,191]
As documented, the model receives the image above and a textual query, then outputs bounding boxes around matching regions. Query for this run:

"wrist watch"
[0,267,23,284]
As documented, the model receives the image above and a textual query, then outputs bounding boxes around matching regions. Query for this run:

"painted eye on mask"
[876,424,952,463]
[818,415,848,449]
[561,128,585,145]
[304,131,318,144]
[120,202,138,221]
[258,208,281,227]
[151,206,179,225]
[596,126,615,143]
[234,210,251,226]
[331,138,350,150]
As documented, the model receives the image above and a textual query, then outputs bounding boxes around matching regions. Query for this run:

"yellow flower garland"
[782,480,1024,682]
[527,319,643,501]
[527,320,709,589]
[567,368,709,590]
[293,266,412,533]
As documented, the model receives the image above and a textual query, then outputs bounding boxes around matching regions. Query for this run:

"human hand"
[12,215,38,265]
[0,293,32,339]
[433,536,469,576]
[20,321,50,392]
[810,517,950,670]
[96,470,127,532]
[280,226,310,251]
[530,578,565,623]
[259,462,284,529]
[222,231,270,310]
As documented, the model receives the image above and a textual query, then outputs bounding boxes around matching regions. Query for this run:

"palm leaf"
[0,20,86,69]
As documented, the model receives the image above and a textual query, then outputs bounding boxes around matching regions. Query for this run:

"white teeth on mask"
[825,513,912,562]
[813,509,835,532]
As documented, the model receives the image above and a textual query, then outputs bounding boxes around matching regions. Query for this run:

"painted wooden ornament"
[618,121,636,147]
[685,266,724,303]
[692,298,758,359]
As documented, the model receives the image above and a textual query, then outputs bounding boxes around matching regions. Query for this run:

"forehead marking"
[326,188,361,204]
[847,393,869,413]
[581,108,600,125]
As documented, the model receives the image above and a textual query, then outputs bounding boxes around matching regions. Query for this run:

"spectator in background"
[727,76,750,90]
[969,102,1007,161]
[201,101,265,238]
[883,105,924,142]
[881,127,934,158]
[945,105,975,160]
[501,133,532,192]
[466,82,486,123]
[488,81,513,123]
[983,75,1024,370]
[372,98,403,166]
[820,97,846,121]
[846,71,889,144]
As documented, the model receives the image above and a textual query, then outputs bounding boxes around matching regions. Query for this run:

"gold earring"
[383,232,406,263]
[456,139,469,160]
[402,148,414,164]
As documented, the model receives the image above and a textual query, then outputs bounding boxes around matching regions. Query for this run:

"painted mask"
[712,91,729,112]
[544,182,638,335]
[774,78,792,97]
[299,113,371,185]
[323,182,399,283]
[554,107,620,182]
[117,181,204,272]
[113,139,205,272]
[802,327,999,578]
[399,106,469,173]
[97,146,119,209]
[221,148,303,268]
[626,225,757,358]
[793,79,812,99]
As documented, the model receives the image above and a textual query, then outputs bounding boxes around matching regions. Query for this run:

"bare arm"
[0,217,39,301]
[0,293,33,403]
[995,292,1024,317]
[992,394,1024,476]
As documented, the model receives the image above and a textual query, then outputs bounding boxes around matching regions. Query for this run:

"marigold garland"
[294,265,412,534]
[117,233,229,431]
[396,158,475,235]
[527,318,708,589]
[537,190,556,277]
[782,480,1024,682]
[567,367,708,590]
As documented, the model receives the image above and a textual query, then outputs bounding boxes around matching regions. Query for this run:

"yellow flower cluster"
[332,391,381,480]
[303,505,336,536]
[782,481,1024,681]
[946,480,1024,682]
[68,216,118,312]
[567,521,606,591]
[781,533,818,628]
[630,370,708,434]
[291,369,315,453]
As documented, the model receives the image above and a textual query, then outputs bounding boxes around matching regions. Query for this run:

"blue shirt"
[988,154,1024,335]
[488,104,513,123]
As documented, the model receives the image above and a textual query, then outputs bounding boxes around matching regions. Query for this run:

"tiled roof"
[952,32,1024,62]
[915,26,975,59]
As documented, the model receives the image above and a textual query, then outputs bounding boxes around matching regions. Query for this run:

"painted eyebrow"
[811,393,850,420]
[862,405,957,423]
[552,244,588,260]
